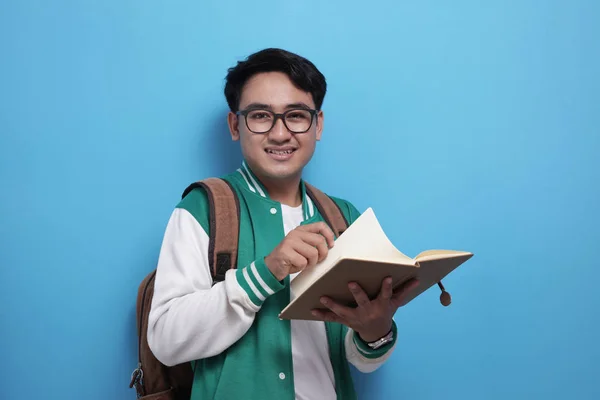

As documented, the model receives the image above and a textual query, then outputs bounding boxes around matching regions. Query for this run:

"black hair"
[224,48,327,112]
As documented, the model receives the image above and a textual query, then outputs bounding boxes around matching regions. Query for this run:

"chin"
[262,165,303,181]
[245,149,313,182]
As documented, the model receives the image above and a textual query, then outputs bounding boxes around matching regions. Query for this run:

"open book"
[278,208,473,321]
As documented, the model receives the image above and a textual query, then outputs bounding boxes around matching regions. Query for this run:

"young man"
[147,48,419,400]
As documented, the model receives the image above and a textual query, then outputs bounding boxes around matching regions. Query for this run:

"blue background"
[1,1,599,399]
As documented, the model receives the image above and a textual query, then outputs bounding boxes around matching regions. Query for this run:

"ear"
[228,112,240,141]
[315,110,324,141]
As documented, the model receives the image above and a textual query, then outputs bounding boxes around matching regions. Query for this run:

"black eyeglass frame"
[235,108,319,134]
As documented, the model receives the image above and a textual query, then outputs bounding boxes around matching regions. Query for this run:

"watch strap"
[352,321,398,358]
[366,328,394,350]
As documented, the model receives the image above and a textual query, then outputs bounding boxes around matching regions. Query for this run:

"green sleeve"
[176,187,210,234]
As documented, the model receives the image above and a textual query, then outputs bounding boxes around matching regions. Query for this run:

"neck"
[261,175,302,207]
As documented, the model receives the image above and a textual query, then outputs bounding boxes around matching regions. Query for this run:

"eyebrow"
[242,102,313,111]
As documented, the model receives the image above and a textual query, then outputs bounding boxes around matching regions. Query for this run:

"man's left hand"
[311,277,419,343]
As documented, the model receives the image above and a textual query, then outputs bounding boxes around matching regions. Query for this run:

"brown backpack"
[130,178,349,400]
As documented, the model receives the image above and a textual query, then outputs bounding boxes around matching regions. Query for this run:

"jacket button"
[279,372,285,380]
[270,208,277,215]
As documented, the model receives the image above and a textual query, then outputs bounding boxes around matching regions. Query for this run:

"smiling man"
[147,48,418,400]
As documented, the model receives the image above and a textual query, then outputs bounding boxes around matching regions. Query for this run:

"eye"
[248,111,272,120]
[286,111,310,120]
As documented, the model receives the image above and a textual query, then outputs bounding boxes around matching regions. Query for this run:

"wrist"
[264,255,286,281]
[357,322,393,344]
[353,321,397,355]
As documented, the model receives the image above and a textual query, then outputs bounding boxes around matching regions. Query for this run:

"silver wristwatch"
[367,329,394,350]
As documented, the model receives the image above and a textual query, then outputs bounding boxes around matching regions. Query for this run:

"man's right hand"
[264,222,336,281]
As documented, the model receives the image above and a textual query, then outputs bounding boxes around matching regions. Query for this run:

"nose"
[267,117,293,143]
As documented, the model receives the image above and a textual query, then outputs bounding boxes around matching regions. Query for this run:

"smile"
[265,148,296,161]
[266,149,295,155]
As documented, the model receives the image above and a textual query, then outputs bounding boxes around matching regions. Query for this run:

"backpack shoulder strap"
[182,178,240,281]
[304,182,349,237]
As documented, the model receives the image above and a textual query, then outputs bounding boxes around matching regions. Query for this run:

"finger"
[285,249,308,274]
[348,282,370,308]
[393,278,419,296]
[391,278,420,308]
[311,309,343,324]
[315,237,329,262]
[291,240,319,268]
[297,231,329,262]
[378,276,394,301]
[300,222,335,248]
[320,296,352,319]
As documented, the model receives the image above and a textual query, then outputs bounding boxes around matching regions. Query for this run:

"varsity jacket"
[147,161,397,400]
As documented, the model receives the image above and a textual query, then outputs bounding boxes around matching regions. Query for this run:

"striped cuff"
[353,321,398,359]
[235,258,284,307]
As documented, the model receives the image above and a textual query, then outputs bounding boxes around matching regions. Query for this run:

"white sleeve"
[344,321,397,373]
[147,208,285,367]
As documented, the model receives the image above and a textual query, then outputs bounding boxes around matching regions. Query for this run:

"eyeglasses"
[236,108,318,134]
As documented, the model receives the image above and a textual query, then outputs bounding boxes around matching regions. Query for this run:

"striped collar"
[236,161,316,221]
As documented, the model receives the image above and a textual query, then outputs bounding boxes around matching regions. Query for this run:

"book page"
[415,249,473,262]
[290,208,415,297]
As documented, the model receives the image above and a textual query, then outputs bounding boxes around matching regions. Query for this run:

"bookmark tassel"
[437,281,451,306]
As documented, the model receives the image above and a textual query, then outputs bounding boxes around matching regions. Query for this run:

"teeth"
[268,149,293,155]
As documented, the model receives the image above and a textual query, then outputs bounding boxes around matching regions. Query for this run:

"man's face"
[228,71,323,183]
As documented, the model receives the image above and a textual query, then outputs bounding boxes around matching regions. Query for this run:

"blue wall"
[1,1,598,399]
